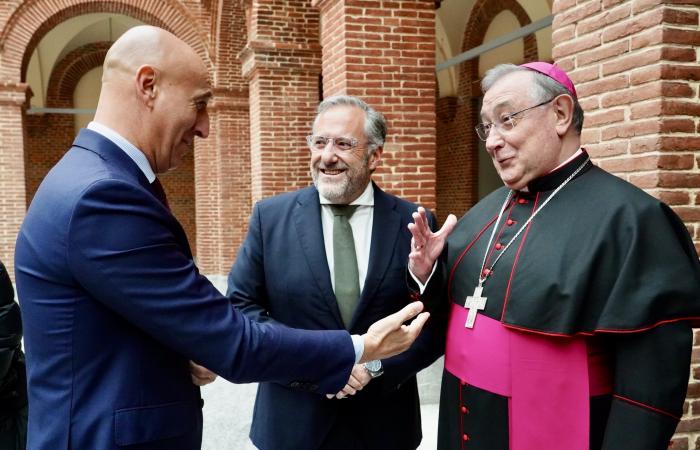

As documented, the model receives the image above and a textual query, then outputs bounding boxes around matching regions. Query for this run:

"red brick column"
[195,2,251,276]
[240,0,322,204]
[551,1,700,446]
[194,90,250,275]
[0,83,29,278]
[313,0,437,210]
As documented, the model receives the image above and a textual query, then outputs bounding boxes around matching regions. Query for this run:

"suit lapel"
[293,188,345,327]
[72,129,193,258]
[349,185,401,328]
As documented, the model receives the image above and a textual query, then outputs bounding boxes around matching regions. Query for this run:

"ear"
[553,94,574,137]
[368,145,383,172]
[135,65,158,108]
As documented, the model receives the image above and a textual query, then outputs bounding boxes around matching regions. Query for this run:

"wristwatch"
[364,360,384,378]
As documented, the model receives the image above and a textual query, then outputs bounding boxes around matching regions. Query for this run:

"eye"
[312,136,328,148]
[196,101,208,111]
[335,137,354,151]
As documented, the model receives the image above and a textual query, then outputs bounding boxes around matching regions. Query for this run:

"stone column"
[313,0,437,210]
[0,83,29,278]
[240,0,322,203]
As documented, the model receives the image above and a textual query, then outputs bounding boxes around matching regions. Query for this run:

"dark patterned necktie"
[151,178,170,210]
[330,205,360,328]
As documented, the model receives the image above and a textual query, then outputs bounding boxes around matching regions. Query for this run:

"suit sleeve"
[601,322,691,449]
[381,211,448,391]
[66,179,353,393]
[226,202,283,326]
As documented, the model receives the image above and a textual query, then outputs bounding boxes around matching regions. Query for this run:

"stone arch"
[0,0,212,85]
[436,0,540,222]
[46,41,111,108]
[24,41,111,205]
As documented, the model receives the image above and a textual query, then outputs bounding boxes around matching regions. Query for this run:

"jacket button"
[460,379,467,386]
[506,219,515,226]
[461,406,468,414]
[518,198,527,204]
[462,434,469,441]
[495,243,503,250]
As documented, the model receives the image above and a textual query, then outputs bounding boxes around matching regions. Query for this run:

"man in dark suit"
[14,27,429,450]
[227,95,446,450]
[0,260,26,450]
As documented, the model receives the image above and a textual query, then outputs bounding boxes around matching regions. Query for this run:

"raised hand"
[407,207,457,284]
[189,361,218,386]
[360,301,429,363]
[326,364,373,399]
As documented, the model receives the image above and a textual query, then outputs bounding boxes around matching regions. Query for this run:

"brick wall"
[194,1,250,273]
[551,0,700,446]
[0,0,215,277]
[314,0,437,210]
[435,0,539,223]
[240,0,323,205]
[0,84,28,277]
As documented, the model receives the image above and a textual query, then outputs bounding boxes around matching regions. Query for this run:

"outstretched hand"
[407,207,457,284]
[360,301,429,363]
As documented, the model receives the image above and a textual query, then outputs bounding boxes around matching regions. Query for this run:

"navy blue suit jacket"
[15,129,355,450]
[227,185,446,450]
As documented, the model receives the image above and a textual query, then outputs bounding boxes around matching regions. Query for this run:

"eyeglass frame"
[306,135,368,153]
[475,97,555,142]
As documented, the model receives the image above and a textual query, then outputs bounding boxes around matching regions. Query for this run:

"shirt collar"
[319,181,374,206]
[87,121,156,183]
[526,148,591,193]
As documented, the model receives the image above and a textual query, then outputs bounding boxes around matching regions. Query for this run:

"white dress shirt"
[87,121,156,182]
[319,182,374,293]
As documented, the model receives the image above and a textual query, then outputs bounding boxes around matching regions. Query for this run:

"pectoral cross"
[464,284,487,328]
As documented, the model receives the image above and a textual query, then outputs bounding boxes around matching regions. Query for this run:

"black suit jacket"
[227,184,446,450]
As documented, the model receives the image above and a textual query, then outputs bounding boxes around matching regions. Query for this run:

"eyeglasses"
[475,98,554,141]
[306,135,361,152]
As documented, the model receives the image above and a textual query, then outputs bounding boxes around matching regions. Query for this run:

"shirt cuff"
[409,262,437,294]
[351,334,364,364]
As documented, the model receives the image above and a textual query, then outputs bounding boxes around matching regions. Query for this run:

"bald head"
[94,25,212,174]
[102,25,203,86]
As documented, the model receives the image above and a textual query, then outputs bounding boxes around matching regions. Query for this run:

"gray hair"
[481,63,584,134]
[313,95,387,154]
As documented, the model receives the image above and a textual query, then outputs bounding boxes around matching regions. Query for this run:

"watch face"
[365,360,381,372]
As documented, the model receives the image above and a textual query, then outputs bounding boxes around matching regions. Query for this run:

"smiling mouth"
[321,168,346,176]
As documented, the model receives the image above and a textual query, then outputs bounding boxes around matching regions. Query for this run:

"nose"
[194,109,210,139]
[320,141,338,164]
[485,126,504,153]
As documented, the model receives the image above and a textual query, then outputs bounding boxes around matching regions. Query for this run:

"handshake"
[190,301,430,396]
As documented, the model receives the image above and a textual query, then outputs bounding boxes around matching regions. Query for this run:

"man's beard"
[311,155,370,204]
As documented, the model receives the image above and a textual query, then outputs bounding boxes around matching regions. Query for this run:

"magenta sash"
[445,304,612,450]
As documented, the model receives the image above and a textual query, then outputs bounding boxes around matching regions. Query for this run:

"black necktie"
[151,178,170,210]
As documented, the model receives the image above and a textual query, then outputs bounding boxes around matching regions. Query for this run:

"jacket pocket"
[114,400,197,447]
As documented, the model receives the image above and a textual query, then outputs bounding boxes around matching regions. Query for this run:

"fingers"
[393,301,424,327]
[403,312,430,338]
[353,364,372,385]
[189,361,218,386]
[409,207,431,245]
[361,301,425,362]
[437,214,458,238]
